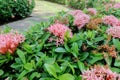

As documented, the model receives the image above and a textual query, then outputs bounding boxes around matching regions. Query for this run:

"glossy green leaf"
[113,38,120,51]
[22,43,33,53]
[94,37,104,42]
[24,63,33,71]
[53,63,61,73]
[40,78,56,80]
[0,69,4,76]
[104,54,112,66]
[58,73,75,80]
[70,34,80,43]
[68,62,75,74]
[64,43,70,52]
[44,63,57,78]
[30,72,41,80]
[55,47,67,53]
[76,76,82,80]
[39,33,50,50]
[44,58,55,64]
[11,63,23,69]
[17,70,28,80]
[88,53,103,64]
[77,61,85,72]
[114,57,120,67]
[80,52,89,61]
[17,49,26,64]
[111,67,120,73]
[71,42,79,57]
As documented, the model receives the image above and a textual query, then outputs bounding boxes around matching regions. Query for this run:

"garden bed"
[0,1,120,80]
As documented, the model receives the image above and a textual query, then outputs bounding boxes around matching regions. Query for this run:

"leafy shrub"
[0,0,35,21]
[45,0,112,10]
[1,1,120,80]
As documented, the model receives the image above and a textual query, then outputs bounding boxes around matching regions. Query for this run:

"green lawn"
[116,0,120,2]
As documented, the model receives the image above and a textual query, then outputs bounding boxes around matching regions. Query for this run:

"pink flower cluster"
[88,8,97,15]
[48,23,72,46]
[68,10,83,16]
[103,15,120,26]
[0,31,25,54]
[107,26,120,38]
[114,2,120,9]
[69,10,90,29]
[82,65,120,80]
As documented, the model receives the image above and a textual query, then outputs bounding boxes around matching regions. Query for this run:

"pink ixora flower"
[82,65,120,80]
[73,13,90,29]
[68,10,83,16]
[106,26,120,38]
[113,2,120,9]
[68,10,90,29]
[103,15,119,26]
[47,23,72,46]
[88,8,97,15]
[0,31,25,54]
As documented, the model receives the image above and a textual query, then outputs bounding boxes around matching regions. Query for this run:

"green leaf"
[114,57,120,67]
[55,47,67,53]
[58,73,75,80]
[88,53,103,64]
[71,42,79,57]
[76,76,82,80]
[68,62,75,74]
[64,43,70,52]
[77,61,85,72]
[80,52,89,61]
[77,40,83,48]
[44,63,57,78]
[24,63,33,71]
[39,33,50,50]
[30,72,41,80]
[22,43,33,54]
[0,59,7,66]
[36,58,43,68]
[113,38,120,51]
[111,67,120,73]
[17,70,28,80]
[104,54,112,65]
[0,69,4,76]
[94,37,104,42]
[44,58,56,64]
[70,34,80,43]
[11,63,23,69]
[40,78,56,80]
[53,63,61,72]
[86,40,93,46]
[17,49,26,64]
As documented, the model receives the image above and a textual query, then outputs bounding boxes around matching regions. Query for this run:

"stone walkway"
[0,0,72,31]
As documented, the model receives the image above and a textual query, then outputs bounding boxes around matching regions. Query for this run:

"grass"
[116,0,120,2]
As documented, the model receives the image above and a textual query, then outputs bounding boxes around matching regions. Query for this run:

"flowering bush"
[69,10,90,29]
[48,23,72,46]
[114,2,120,9]
[0,31,25,54]
[1,1,120,80]
[107,26,120,38]
[82,65,120,80]
[103,15,120,26]
[103,15,118,26]
[87,8,97,15]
